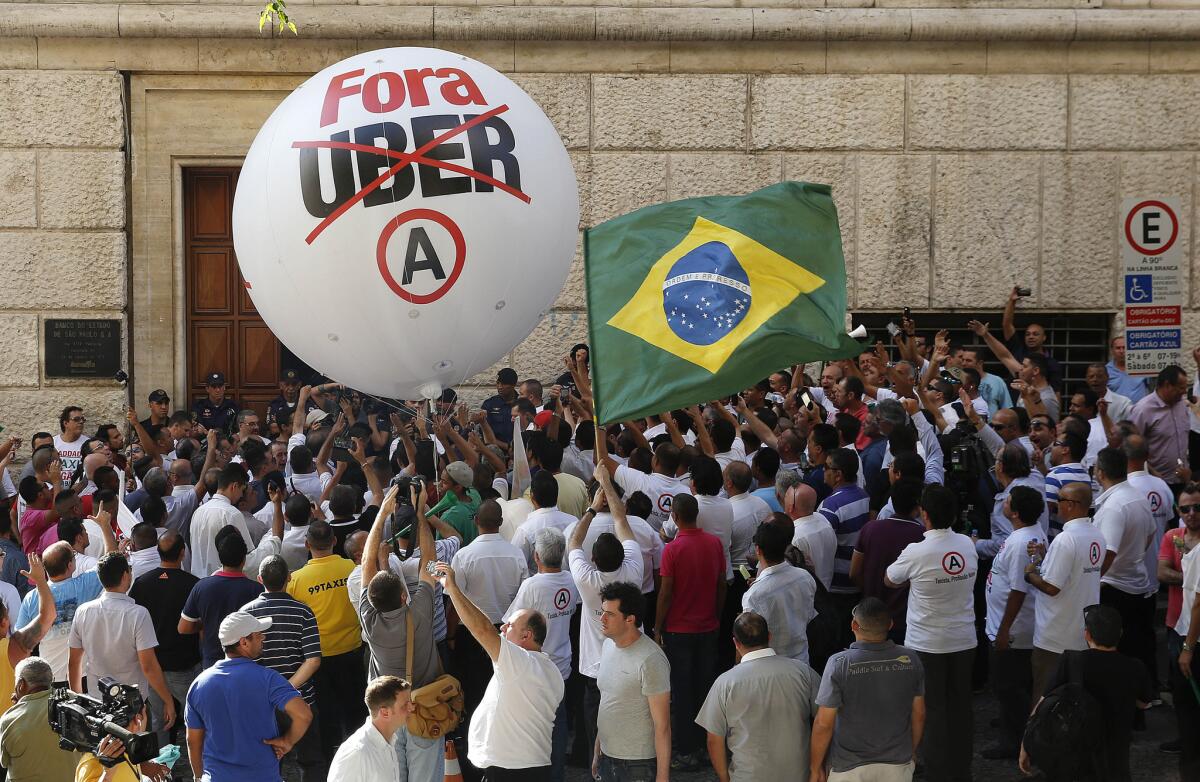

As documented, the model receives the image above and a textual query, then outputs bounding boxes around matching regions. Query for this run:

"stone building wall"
[3,1,1200,435]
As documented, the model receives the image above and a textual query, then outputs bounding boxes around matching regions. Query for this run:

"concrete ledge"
[3,5,1200,40]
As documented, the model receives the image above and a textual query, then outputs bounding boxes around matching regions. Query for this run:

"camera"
[389,474,425,505]
[1015,286,1031,297]
[48,679,159,767]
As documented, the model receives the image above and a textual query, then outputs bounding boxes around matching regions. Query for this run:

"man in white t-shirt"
[502,527,578,782]
[1175,540,1200,772]
[1025,481,1106,699]
[53,406,88,489]
[567,465,645,766]
[784,481,836,591]
[1092,446,1158,689]
[724,462,772,574]
[598,429,688,531]
[438,562,563,778]
[1123,434,1175,596]
[885,483,978,782]
[510,472,578,574]
[983,485,1047,760]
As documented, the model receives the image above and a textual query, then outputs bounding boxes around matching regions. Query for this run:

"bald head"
[157,530,185,563]
[42,542,75,579]
[785,481,818,518]
[345,531,368,565]
[1058,482,1093,518]
[778,430,803,460]
[83,452,108,480]
[170,459,195,485]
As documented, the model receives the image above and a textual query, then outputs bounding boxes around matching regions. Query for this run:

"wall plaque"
[45,319,121,378]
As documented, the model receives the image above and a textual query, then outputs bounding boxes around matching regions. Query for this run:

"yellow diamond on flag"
[607,216,827,374]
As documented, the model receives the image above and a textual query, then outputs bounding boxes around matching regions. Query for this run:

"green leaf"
[287,20,297,34]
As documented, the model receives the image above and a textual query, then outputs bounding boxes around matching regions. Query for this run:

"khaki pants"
[1030,646,1062,704]
[830,761,915,782]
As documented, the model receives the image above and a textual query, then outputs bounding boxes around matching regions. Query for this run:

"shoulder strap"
[405,610,414,681]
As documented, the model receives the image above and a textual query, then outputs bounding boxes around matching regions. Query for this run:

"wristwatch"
[1184,642,1194,652]
[584,507,598,516]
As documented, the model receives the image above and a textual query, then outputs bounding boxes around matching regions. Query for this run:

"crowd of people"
[0,290,1197,782]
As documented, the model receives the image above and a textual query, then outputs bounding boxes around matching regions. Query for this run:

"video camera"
[48,678,159,767]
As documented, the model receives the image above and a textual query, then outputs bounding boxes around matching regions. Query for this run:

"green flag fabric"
[584,181,861,424]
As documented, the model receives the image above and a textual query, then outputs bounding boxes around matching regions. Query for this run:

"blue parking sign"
[1125,274,1152,304]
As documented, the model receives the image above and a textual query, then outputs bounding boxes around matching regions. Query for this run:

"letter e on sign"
[1125,200,1179,256]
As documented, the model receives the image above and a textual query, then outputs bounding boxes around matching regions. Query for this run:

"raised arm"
[351,438,384,505]
[1002,286,1019,342]
[686,407,715,457]
[291,385,313,442]
[439,418,478,469]
[194,429,219,499]
[438,563,501,661]
[391,414,420,471]
[8,555,53,664]
[594,421,621,476]
[127,407,159,460]
[737,398,778,450]
[416,484,437,587]
[92,507,119,554]
[314,414,343,476]
[569,488,602,552]
[595,463,633,543]
[362,485,399,588]
[968,320,1022,376]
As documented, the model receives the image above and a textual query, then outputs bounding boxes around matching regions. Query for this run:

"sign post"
[1121,198,1183,376]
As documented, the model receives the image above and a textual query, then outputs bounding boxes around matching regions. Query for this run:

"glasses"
[69,416,85,423]
[1051,440,1067,448]
[1180,504,1200,514]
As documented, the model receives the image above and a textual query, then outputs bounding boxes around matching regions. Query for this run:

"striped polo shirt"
[241,592,322,704]
[817,484,871,594]
[1044,462,1092,538]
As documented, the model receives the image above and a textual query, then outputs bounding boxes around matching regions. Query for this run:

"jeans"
[989,645,1032,751]
[662,630,717,756]
[395,723,445,782]
[1100,585,1157,685]
[281,702,327,782]
[599,755,657,782]
[482,766,549,781]
[916,648,974,782]
[550,693,568,782]
[582,675,601,766]
[149,663,200,767]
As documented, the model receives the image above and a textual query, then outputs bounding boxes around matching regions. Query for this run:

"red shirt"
[660,527,724,634]
[19,507,56,555]
[1160,527,1198,628]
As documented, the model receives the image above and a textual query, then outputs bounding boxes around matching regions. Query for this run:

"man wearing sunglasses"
[53,407,87,491]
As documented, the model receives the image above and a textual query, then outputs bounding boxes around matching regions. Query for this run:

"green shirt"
[0,689,82,781]
[438,489,481,544]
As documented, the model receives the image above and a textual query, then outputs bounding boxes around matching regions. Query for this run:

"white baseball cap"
[305,408,330,427]
[218,611,271,647]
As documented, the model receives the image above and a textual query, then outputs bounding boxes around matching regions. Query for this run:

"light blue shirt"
[977,372,1012,417]
[1106,361,1149,403]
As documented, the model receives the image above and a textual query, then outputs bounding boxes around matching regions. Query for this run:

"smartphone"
[886,322,900,338]
[799,390,815,410]
[1015,287,1032,297]
[737,564,752,582]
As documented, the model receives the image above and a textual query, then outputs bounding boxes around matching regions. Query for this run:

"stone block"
[985,42,1068,74]
[1067,42,1150,73]
[1071,75,1200,150]
[553,239,585,309]
[583,152,667,226]
[0,39,36,69]
[932,154,1041,308]
[509,73,590,149]
[0,71,123,148]
[593,75,746,150]
[0,232,125,310]
[0,151,36,228]
[855,154,932,309]
[197,39,359,73]
[0,4,118,39]
[38,150,126,229]
[598,8,754,41]
[37,37,199,71]
[365,40,516,73]
[0,315,38,387]
[435,7,596,40]
[1040,154,1121,308]
[908,75,1068,150]
[783,153,856,306]
[667,153,782,200]
[1119,154,1193,306]
[669,41,824,73]
[509,309,589,380]
[514,41,669,72]
[1151,42,1200,72]
[0,387,128,442]
[826,42,986,74]
[750,75,904,150]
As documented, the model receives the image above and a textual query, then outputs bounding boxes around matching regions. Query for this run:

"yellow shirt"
[0,639,14,719]
[286,555,359,656]
[75,753,138,782]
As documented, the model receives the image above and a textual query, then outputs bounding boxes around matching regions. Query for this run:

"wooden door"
[184,168,281,423]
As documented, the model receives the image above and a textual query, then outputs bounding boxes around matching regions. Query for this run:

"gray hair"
[14,657,52,690]
[534,527,566,569]
[142,468,169,499]
[775,467,802,499]
[875,399,908,430]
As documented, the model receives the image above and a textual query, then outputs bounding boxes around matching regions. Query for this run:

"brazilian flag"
[584,181,861,424]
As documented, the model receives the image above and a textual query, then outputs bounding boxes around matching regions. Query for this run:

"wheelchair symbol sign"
[1125,274,1152,304]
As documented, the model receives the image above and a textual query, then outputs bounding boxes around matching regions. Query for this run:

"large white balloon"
[233,47,579,399]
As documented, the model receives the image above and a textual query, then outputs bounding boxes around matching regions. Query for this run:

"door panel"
[190,249,233,314]
[240,322,279,388]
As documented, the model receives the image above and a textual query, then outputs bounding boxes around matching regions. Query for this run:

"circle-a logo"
[553,588,570,611]
[376,208,466,304]
[1089,541,1102,565]
[942,552,966,576]
[1149,491,1163,513]
[657,493,673,515]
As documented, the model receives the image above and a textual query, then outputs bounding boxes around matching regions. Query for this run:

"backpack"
[1022,652,1104,781]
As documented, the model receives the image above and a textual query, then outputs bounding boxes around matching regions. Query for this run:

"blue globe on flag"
[662,240,752,346]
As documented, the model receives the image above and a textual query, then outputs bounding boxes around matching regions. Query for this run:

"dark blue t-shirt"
[181,572,264,668]
[185,656,301,782]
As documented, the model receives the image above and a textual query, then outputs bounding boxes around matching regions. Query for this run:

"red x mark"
[292,104,530,246]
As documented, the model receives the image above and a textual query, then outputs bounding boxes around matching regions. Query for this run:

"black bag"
[1023,651,1104,781]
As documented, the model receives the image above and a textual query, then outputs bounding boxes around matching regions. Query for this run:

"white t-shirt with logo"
[985,524,1045,649]
[885,528,979,654]
[53,434,87,486]
[613,465,690,532]
[1127,470,1174,591]
[568,540,644,678]
[504,570,579,680]
[1033,517,1106,654]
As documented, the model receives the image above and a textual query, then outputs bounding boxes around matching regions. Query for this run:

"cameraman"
[74,701,150,782]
